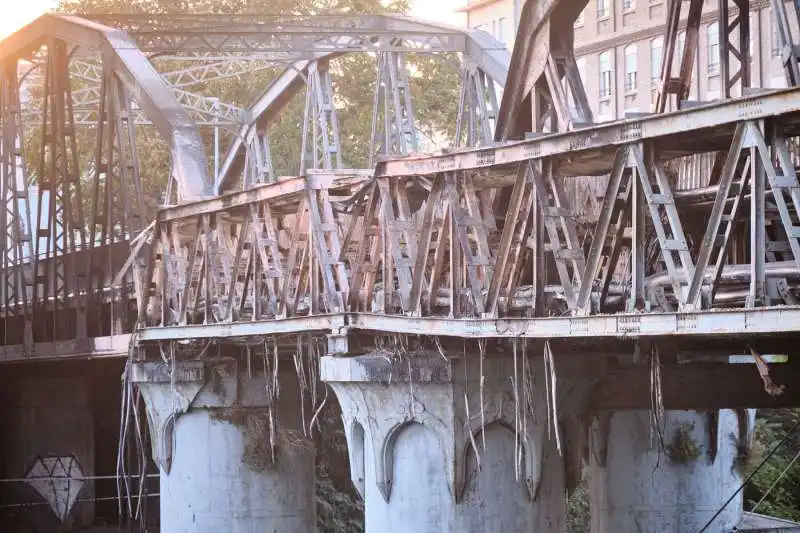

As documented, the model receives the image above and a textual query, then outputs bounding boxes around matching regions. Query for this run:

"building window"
[651,37,663,84]
[708,23,720,75]
[678,31,685,61]
[623,0,635,11]
[599,50,612,98]
[624,44,638,93]
[597,0,610,19]
[574,8,585,27]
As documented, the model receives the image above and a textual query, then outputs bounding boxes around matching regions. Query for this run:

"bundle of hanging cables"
[697,418,800,533]
[116,338,150,530]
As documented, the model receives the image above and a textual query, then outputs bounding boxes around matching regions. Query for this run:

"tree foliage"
[744,409,800,522]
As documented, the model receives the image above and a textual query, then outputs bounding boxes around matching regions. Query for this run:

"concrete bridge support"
[588,409,755,533]
[321,353,566,533]
[133,358,315,533]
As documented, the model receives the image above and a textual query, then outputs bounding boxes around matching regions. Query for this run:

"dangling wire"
[294,336,307,435]
[649,344,667,455]
[478,338,487,451]
[512,338,522,481]
[543,340,562,455]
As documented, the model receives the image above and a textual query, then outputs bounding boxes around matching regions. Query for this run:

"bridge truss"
[0,12,509,360]
[1,2,800,396]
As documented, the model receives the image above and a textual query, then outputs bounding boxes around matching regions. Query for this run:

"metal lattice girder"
[484,162,534,314]
[577,147,636,313]
[141,171,363,327]
[159,59,278,89]
[370,51,419,164]
[631,143,696,308]
[206,20,510,193]
[531,158,586,309]
[495,0,590,140]
[25,57,258,126]
[444,171,495,312]
[83,64,147,334]
[301,61,341,173]
[1,57,34,346]
[686,122,752,308]
[26,88,249,127]
[455,64,499,148]
[656,0,704,112]
[306,182,350,312]
[341,181,383,312]
[35,38,88,340]
[532,25,594,133]
[242,127,274,187]
[0,14,213,200]
[656,0,753,109]
[719,0,751,98]
[771,0,800,87]
[133,87,800,343]
[84,14,471,55]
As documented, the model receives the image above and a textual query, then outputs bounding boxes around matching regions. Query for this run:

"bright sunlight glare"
[0,1,59,39]
[0,0,461,40]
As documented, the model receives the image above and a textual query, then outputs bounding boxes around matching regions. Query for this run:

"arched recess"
[378,419,449,503]
[348,420,367,499]
[0,13,212,201]
[457,422,537,528]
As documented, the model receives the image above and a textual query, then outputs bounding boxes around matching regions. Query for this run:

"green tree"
[744,409,800,522]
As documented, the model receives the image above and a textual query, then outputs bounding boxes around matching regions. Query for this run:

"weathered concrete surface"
[589,409,752,533]
[322,353,566,533]
[0,376,94,531]
[136,359,315,533]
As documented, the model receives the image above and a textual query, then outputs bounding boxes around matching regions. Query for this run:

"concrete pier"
[134,358,315,533]
[589,409,753,533]
[321,353,566,533]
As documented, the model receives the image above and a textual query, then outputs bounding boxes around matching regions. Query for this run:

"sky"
[0,0,464,38]
[0,1,59,38]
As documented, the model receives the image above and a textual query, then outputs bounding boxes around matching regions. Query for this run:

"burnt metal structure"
[1,2,800,411]
[0,13,509,360]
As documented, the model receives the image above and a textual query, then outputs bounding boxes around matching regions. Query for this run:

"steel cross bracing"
[0,14,510,355]
[135,87,800,346]
[81,14,473,56]
[16,14,510,194]
[6,9,800,358]
[0,14,212,350]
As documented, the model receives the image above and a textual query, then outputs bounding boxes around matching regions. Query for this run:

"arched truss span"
[185,15,512,193]
[0,14,213,201]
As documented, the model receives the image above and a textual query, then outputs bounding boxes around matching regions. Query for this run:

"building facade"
[456,0,791,121]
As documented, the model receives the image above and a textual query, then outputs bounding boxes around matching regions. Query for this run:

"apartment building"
[456,0,791,121]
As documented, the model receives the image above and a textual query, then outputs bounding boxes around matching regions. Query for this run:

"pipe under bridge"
[2,2,800,532]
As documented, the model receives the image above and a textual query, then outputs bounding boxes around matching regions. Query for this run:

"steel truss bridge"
[3,0,800,409]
